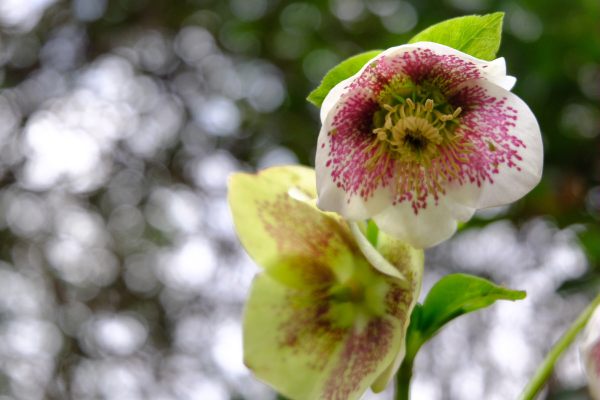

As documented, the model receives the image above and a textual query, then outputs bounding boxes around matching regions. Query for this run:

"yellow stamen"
[370,97,463,166]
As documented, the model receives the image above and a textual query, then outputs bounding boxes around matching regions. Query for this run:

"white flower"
[581,305,600,399]
[316,42,543,248]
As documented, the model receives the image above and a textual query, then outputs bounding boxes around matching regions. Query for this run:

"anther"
[375,129,388,141]
[452,107,462,118]
[406,98,415,109]
[424,99,434,111]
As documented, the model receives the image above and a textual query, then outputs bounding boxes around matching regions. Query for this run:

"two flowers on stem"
[226,12,595,400]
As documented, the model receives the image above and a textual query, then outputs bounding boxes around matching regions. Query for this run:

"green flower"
[228,166,423,400]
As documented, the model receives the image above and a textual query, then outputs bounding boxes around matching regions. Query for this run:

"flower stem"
[395,356,414,400]
[519,293,600,400]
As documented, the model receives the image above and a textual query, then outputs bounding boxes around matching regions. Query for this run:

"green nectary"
[327,258,390,329]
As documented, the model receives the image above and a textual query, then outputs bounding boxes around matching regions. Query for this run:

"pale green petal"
[244,270,419,400]
[231,166,424,398]
[376,229,424,283]
[350,222,405,281]
[229,166,352,288]
[370,230,424,392]
[349,218,424,389]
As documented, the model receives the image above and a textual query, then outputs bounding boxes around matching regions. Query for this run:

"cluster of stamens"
[370,95,462,167]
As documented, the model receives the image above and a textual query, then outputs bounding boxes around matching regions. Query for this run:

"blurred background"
[0,0,598,399]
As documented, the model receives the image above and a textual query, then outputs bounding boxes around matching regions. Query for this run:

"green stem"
[395,356,414,400]
[519,293,600,400]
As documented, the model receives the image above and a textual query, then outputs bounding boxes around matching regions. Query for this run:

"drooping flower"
[316,42,543,248]
[581,305,600,399]
[228,166,423,400]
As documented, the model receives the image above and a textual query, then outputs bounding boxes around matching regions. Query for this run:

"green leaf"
[307,50,381,107]
[408,12,504,61]
[417,273,525,340]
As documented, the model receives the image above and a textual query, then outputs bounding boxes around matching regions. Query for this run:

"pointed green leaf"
[416,273,525,340]
[408,12,504,61]
[307,50,382,107]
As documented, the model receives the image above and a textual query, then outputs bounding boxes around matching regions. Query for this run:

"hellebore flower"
[228,166,423,400]
[581,305,600,399]
[316,42,543,248]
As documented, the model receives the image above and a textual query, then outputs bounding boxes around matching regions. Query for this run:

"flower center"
[371,97,462,165]
[326,260,389,329]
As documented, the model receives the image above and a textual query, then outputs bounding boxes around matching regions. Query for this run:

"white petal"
[444,178,484,209]
[318,43,422,123]
[321,42,512,123]
[319,50,389,123]
[486,57,507,76]
[372,197,475,248]
[491,75,517,91]
[465,80,543,209]
[481,58,512,88]
[315,120,392,220]
[395,42,514,89]
[320,75,355,123]
[481,57,516,90]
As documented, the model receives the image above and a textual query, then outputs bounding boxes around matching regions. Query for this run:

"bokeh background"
[0,0,598,399]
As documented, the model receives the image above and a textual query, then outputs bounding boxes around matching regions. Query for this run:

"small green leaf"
[307,50,381,107]
[417,273,525,339]
[408,12,504,61]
